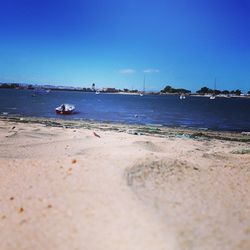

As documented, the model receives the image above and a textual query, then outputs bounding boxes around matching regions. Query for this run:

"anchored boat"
[180,93,186,100]
[55,104,75,115]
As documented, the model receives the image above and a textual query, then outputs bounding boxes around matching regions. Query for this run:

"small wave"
[145,123,163,127]
[7,107,17,110]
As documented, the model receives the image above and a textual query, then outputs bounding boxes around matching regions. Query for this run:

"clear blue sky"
[0,0,250,92]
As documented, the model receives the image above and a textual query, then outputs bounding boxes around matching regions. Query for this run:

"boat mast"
[143,74,146,93]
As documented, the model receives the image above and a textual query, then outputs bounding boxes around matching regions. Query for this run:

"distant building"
[102,88,118,93]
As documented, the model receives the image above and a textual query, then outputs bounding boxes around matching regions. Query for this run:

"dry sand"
[0,118,250,250]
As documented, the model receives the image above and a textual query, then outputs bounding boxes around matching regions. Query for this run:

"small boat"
[180,94,186,100]
[210,78,217,100]
[95,90,100,95]
[55,104,75,115]
[32,88,50,95]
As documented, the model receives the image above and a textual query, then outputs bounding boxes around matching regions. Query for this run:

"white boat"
[210,78,217,100]
[55,104,75,115]
[95,91,100,95]
[180,94,186,100]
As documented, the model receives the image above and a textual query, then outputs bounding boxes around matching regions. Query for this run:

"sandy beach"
[0,117,250,250]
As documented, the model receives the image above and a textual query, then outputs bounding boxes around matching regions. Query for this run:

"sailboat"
[210,78,217,100]
[140,75,146,96]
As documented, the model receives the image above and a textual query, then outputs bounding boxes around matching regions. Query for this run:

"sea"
[0,89,250,132]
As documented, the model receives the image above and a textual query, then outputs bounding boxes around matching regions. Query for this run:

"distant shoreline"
[1,88,250,98]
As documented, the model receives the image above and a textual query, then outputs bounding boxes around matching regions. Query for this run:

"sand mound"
[126,157,192,186]
[133,140,163,152]
[126,157,250,250]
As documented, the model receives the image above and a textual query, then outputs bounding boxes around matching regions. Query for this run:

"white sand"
[0,120,250,250]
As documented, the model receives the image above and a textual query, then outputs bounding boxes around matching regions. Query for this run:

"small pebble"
[72,159,77,164]
[19,207,24,213]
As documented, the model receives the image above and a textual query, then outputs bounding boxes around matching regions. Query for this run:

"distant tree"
[161,85,191,94]
[123,88,129,92]
[230,89,242,95]
[162,85,174,93]
[131,89,138,93]
[0,83,20,88]
[235,89,242,95]
[221,90,230,95]
[0,83,10,88]
[248,90,250,95]
[175,88,191,94]
[214,89,221,95]
[196,86,213,94]
[10,83,19,88]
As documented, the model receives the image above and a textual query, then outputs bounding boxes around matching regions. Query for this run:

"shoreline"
[0,114,250,142]
[1,88,250,98]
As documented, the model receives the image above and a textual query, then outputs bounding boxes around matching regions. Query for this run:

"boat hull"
[55,109,74,115]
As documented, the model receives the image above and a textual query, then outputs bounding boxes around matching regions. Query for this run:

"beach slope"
[0,119,250,250]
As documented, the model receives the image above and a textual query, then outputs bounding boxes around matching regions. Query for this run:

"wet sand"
[0,117,250,250]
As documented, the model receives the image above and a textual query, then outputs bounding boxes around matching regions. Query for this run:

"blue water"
[0,89,250,132]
